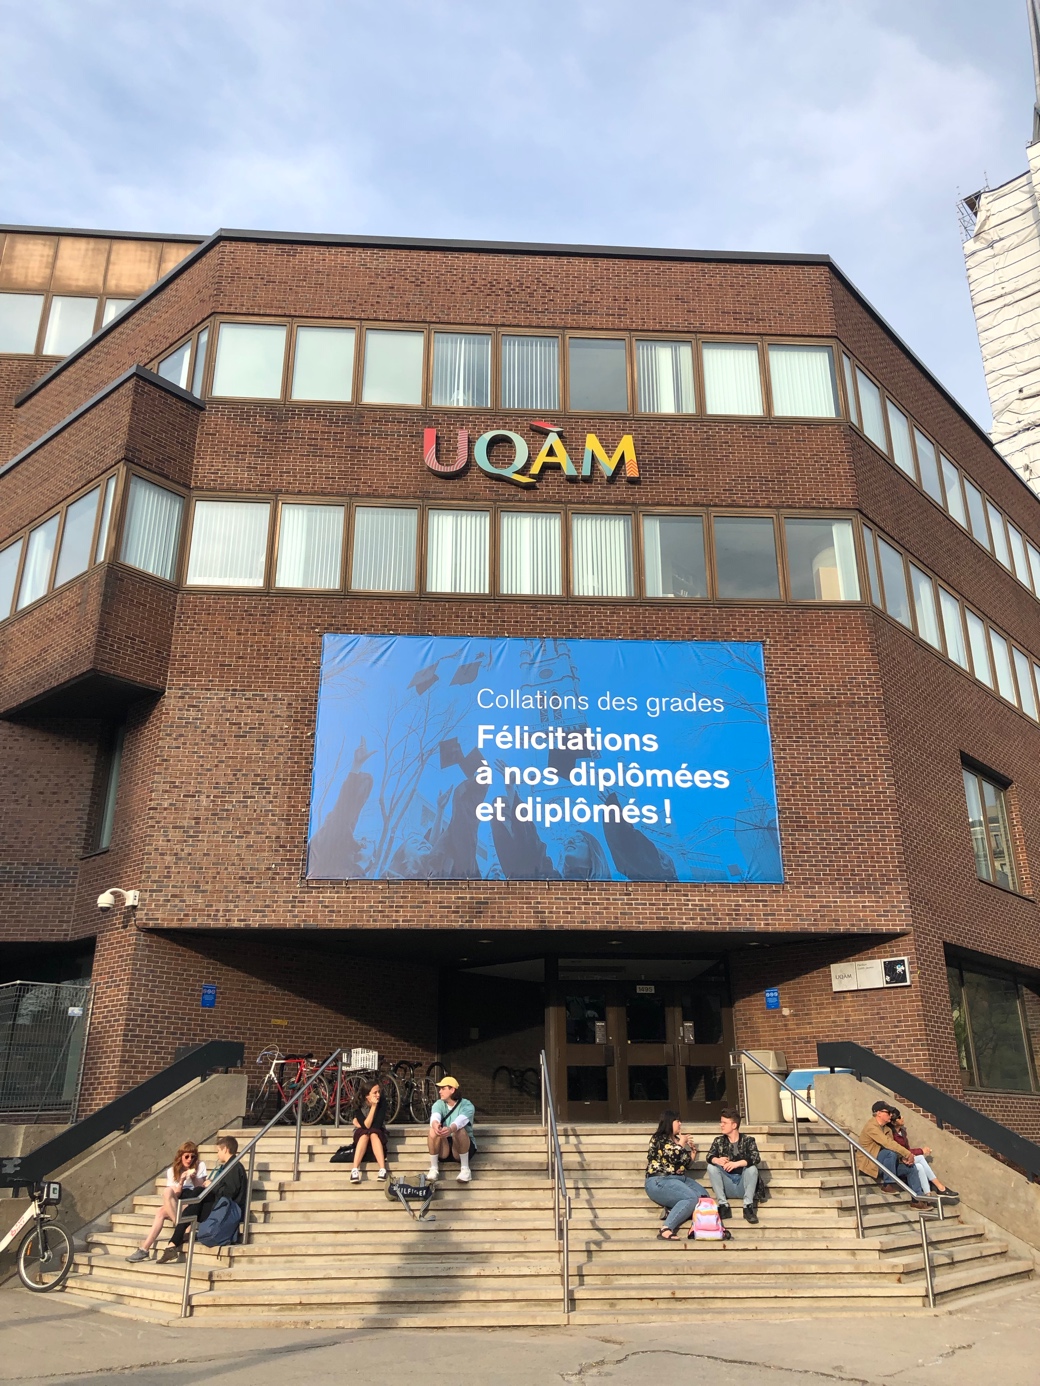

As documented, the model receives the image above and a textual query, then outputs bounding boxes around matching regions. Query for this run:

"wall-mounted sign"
[306,634,782,882]
[764,987,781,1010]
[830,957,911,992]
[424,420,639,487]
[200,984,217,1009]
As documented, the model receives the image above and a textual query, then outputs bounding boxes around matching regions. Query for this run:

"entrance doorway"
[553,960,733,1122]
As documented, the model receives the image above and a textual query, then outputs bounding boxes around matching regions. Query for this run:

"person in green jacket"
[427,1077,476,1183]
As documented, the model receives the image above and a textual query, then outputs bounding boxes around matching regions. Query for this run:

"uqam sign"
[306,635,782,883]
[424,420,639,487]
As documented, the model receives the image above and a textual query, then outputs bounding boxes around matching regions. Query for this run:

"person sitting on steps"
[644,1109,706,1240]
[855,1099,932,1210]
[889,1107,958,1200]
[349,1079,390,1183]
[427,1077,476,1183]
[160,1134,247,1262]
[126,1140,208,1262]
[706,1107,762,1223]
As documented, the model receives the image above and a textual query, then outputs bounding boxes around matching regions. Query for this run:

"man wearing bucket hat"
[427,1077,477,1183]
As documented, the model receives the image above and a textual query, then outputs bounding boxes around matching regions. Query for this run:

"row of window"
[947,954,1040,1093]
[863,521,1040,723]
[157,320,845,418]
[844,352,1040,607]
[0,290,136,357]
[0,475,863,610]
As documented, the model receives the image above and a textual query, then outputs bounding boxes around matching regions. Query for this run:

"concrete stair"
[65,1121,1033,1325]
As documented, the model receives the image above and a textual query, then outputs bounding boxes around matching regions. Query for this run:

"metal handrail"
[174,1048,343,1318]
[734,1049,942,1308]
[539,1050,571,1316]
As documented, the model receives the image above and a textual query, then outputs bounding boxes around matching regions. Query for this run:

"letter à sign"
[424,421,639,487]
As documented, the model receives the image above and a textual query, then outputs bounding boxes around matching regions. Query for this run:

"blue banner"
[306,635,782,883]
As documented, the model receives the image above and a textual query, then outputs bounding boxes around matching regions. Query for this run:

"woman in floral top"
[644,1110,707,1239]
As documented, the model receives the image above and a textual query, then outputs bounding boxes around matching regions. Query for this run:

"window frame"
[563,331,632,414]
[959,763,1023,897]
[633,334,699,417]
[568,507,638,601]
[764,339,841,420]
[639,507,711,602]
[347,501,422,596]
[152,321,212,397]
[208,317,291,403]
[710,510,782,602]
[271,497,349,593]
[495,505,567,600]
[427,327,495,412]
[111,465,190,588]
[946,953,1040,1092]
[699,337,767,419]
[181,492,277,590]
[498,330,563,414]
[358,322,428,409]
[423,501,493,597]
[286,319,361,405]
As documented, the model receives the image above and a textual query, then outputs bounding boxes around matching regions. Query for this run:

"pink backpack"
[692,1196,730,1240]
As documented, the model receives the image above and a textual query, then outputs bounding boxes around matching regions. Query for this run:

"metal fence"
[0,980,93,1122]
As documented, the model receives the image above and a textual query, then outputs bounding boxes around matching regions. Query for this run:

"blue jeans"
[876,1147,926,1196]
[645,1174,706,1234]
[707,1163,760,1207]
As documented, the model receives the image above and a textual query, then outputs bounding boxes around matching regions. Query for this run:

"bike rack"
[175,1048,343,1319]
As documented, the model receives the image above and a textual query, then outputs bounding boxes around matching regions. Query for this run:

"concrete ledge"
[1,1073,245,1280]
[814,1071,1040,1266]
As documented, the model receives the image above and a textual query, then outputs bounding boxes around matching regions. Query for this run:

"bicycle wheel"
[378,1071,402,1124]
[248,1081,274,1126]
[409,1077,433,1124]
[17,1219,73,1291]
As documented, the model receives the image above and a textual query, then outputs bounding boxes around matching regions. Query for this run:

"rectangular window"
[431,332,491,408]
[291,326,355,402]
[713,515,780,599]
[0,292,44,353]
[351,507,418,592]
[499,511,562,595]
[361,329,424,405]
[909,564,941,648]
[191,327,209,396]
[702,342,763,415]
[767,344,839,417]
[885,401,916,478]
[0,539,22,617]
[783,517,859,600]
[157,340,191,389]
[1013,648,1038,719]
[120,476,184,581]
[16,514,59,609]
[965,609,993,686]
[855,369,887,450]
[1029,542,1040,594]
[876,536,911,627]
[95,723,125,853]
[186,500,270,587]
[571,513,634,597]
[274,503,344,589]
[94,475,116,563]
[426,509,489,594]
[940,456,967,526]
[962,478,990,548]
[101,297,134,326]
[939,588,968,669]
[1007,523,1032,589]
[986,502,1011,568]
[42,296,97,355]
[948,958,1036,1091]
[636,340,695,414]
[842,353,859,426]
[989,630,1017,703]
[861,525,882,606]
[913,428,943,504]
[501,335,559,411]
[211,322,287,399]
[568,338,628,412]
[642,514,707,598]
[53,486,100,588]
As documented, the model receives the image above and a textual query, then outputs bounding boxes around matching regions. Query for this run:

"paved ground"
[3,1282,1039,1385]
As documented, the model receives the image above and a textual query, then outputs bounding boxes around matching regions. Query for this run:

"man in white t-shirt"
[427,1078,476,1183]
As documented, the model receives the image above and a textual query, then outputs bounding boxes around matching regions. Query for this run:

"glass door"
[619,982,679,1122]
[561,989,615,1120]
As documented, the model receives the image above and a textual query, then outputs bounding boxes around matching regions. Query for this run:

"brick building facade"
[2,225,1040,1134]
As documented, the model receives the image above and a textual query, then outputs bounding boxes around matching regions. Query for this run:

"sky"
[0,1,1035,425]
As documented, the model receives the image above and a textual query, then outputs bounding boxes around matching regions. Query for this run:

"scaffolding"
[0,980,93,1123]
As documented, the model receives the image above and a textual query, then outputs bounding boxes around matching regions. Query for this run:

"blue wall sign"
[764,988,781,1011]
[306,635,782,883]
[200,984,217,1009]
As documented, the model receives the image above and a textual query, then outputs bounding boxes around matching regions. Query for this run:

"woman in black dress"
[349,1079,389,1182]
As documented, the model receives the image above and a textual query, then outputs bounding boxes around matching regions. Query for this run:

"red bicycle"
[249,1048,329,1125]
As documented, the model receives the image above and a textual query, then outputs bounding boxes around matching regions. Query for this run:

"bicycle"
[391,1059,447,1123]
[249,1048,329,1126]
[0,1181,74,1291]
[321,1058,402,1125]
[492,1065,540,1102]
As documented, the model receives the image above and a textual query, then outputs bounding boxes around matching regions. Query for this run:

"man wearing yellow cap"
[427,1078,476,1183]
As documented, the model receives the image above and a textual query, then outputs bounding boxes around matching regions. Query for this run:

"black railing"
[817,1042,1040,1182]
[0,1040,244,1192]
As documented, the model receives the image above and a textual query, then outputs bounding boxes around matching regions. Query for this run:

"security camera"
[96,888,140,910]
[97,891,116,910]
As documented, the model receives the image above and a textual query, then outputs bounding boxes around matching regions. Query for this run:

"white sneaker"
[426,1166,439,1181]
[350,1168,361,1183]
[456,1167,472,1183]
[377,1168,388,1181]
